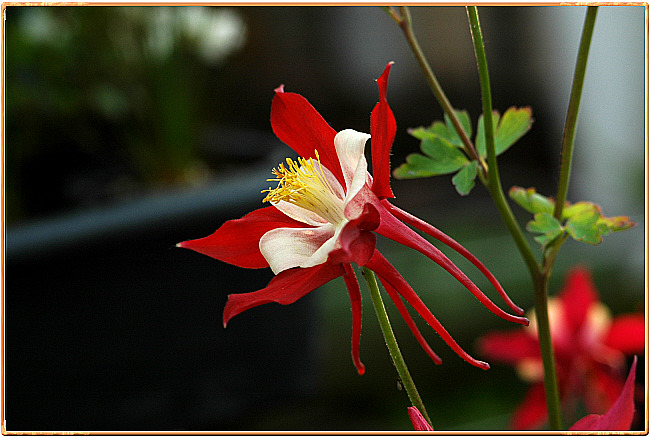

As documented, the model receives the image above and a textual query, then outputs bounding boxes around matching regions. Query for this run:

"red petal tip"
[520,317,530,327]
[274,84,285,93]
[376,63,393,94]
[479,361,491,370]
[375,61,394,81]
[357,365,366,376]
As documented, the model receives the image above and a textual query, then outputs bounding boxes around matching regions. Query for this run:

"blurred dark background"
[5,5,645,431]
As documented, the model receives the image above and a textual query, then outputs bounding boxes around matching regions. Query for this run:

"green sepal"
[452,160,479,196]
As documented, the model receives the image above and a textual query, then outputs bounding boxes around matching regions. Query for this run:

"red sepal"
[270,88,345,187]
[178,206,304,269]
[223,262,344,327]
[570,357,637,431]
[477,330,540,364]
[370,62,396,199]
[558,267,598,336]
[604,314,646,354]
[510,383,548,430]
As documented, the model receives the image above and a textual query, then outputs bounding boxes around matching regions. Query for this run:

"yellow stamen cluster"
[262,151,345,224]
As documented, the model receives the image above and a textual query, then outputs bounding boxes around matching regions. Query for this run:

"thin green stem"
[362,267,432,428]
[467,6,563,429]
[393,6,487,178]
[388,6,599,430]
[554,6,598,220]
[466,6,539,281]
[532,274,563,430]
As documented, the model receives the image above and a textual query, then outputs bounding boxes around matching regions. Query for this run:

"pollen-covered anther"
[261,150,345,224]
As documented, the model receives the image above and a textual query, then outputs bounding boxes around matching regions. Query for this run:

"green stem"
[393,6,487,177]
[532,274,563,430]
[554,6,598,220]
[466,6,539,281]
[362,267,433,428]
[467,6,563,429]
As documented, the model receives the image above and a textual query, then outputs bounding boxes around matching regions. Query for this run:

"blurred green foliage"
[6,6,247,224]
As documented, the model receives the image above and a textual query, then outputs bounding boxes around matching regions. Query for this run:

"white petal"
[299,222,347,269]
[273,201,329,226]
[334,129,371,189]
[344,152,370,206]
[259,224,336,274]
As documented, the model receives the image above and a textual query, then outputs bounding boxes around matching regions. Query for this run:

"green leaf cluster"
[509,186,635,246]
[394,107,533,196]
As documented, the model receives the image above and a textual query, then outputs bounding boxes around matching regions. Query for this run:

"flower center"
[262,150,346,224]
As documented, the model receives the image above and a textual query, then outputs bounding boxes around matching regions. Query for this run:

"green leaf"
[509,186,635,247]
[408,109,471,149]
[509,186,555,215]
[475,107,532,158]
[397,107,529,183]
[407,124,440,141]
[597,215,635,236]
[564,204,602,245]
[563,202,635,243]
[475,111,500,158]
[394,135,469,179]
[431,121,451,141]
[443,109,472,148]
[393,150,468,179]
[561,201,593,219]
[494,107,533,155]
[452,161,479,196]
[420,136,468,170]
[526,212,564,245]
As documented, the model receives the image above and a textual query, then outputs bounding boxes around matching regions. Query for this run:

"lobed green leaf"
[526,212,564,245]
[597,215,635,235]
[509,186,555,215]
[510,187,636,247]
[494,107,533,155]
[443,109,472,147]
[564,204,602,245]
[452,161,479,196]
[475,111,500,158]
[393,150,468,179]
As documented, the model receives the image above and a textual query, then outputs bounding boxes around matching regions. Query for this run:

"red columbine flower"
[178,62,528,375]
[569,356,638,431]
[478,267,644,429]
[408,407,434,431]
